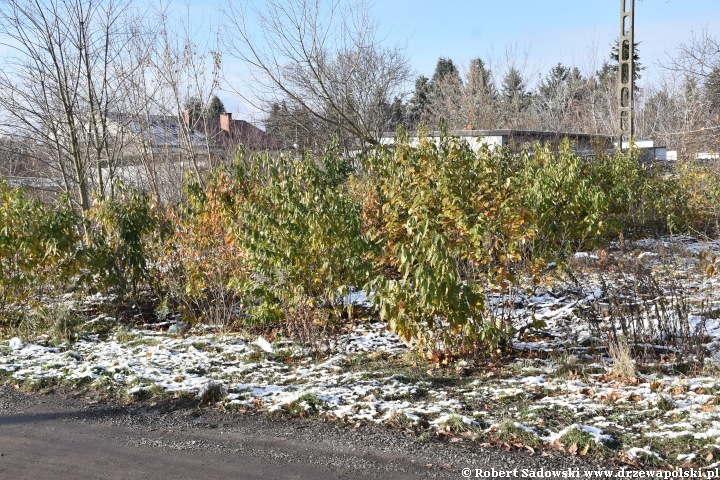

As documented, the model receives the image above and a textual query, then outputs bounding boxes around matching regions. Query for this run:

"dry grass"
[609,335,637,382]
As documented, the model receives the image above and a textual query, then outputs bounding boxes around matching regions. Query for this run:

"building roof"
[382,129,612,142]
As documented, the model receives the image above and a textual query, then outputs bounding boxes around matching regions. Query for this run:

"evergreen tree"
[460,58,497,130]
[431,57,462,87]
[467,58,496,98]
[597,38,642,87]
[500,67,530,128]
[426,58,463,128]
[538,64,569,98]
[206,95,226,118]
[501,67,529,107]
[184,96,203,117]
[386,96,406,131]
[535,63,587,131]
[612,39,643,82]
[265,102,286,136]
[266,101,293,148]
[265,100,324,150]
[706,67,720,115]
[407,75,430,127]
[538,64,585,100]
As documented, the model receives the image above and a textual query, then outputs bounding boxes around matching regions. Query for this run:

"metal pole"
[618,0,635,149]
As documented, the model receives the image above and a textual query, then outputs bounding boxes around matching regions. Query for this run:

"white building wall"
[380,135,504,151]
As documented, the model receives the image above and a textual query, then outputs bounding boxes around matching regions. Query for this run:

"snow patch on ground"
[3,236,720,467]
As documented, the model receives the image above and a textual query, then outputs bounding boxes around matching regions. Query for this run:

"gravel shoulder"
[0,384,607,480]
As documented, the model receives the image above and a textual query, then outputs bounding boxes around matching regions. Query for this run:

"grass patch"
[437,415,476,433]
[114,327,141,343]
[381,382,429,401]
[532,405,583,431]
[387,411,416,429]
[199,382,227,404]
[630,448,666,468]
[646,435,717,467]
[426,375,470,388]
[27,303,83,343]
[609,336,637,382]
[656,396,676,412]
[557,427,614,456]
[550,353,594,381]
[494,392,530,405]
[81,316,117,338]
[129,384,168,402]
[125,337,162,348]
[492,419,541,447]
[281,393,322,417]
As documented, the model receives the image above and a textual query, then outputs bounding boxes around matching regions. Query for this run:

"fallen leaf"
[608,391,624,403]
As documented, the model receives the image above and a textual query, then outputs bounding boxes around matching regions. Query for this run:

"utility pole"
[618,0,635,149]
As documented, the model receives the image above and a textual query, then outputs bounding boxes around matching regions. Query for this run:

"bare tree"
[141,4,223,187]
[0,0,228,208]
[222,0,411,149]
[668,26,720,80]
[422,69,463,130]
[661,28,720,154]
[0,0,140,210]
[532,64,593,133]
[459,58,498,130]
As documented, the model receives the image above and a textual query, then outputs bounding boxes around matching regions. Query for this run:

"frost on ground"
[3,237,720,468]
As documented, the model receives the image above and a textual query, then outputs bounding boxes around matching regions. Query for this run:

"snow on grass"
[3,236,720,467]
[543,424,613,444]
[627,446,663,461]
[5,315,717,466]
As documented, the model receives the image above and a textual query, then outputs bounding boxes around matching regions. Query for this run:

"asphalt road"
[0,385,606,480]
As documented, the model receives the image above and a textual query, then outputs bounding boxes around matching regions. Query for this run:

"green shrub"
[589,149,687,237]
[83,186,166,298]
[515,141,607,259]
[362,134,534,357]
[7,133,719,359]
[0,180,78,319]
[226,141,372,331]
[674,160,720,235]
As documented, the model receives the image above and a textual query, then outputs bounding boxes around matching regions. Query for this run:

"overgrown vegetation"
[0,180,78,320]
[572,259,708,370]
[2,136,720,361]
[362,134,534,357]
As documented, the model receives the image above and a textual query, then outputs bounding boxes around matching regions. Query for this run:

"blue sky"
[372,0,720,86]
[179,0,720,119]
[2,0,718,121]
